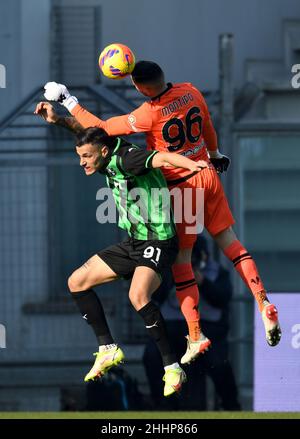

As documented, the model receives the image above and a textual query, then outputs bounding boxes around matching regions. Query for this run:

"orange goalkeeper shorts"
[168,167,235,249]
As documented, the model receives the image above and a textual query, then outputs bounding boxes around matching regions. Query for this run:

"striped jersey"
[104,138,176,241]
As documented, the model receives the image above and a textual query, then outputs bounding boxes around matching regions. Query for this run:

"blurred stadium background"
[0,0,299,413]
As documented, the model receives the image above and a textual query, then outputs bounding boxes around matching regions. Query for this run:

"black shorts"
[98,235,178,280]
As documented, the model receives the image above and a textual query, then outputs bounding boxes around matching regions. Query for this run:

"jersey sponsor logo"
[161,93,194,117]
[180,140,205,157]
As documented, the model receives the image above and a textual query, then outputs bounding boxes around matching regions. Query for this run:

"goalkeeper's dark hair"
[131,60,164,85]
[76,127,116,150]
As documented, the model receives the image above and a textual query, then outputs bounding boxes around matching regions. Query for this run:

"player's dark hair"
[76,127,116,150]
[131,60,164,84]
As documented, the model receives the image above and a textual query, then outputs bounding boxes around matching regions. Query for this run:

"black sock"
[138,301,176,367]
[71,289,114,345]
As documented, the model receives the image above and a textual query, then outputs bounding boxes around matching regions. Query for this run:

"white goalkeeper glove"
[44,82,78,112]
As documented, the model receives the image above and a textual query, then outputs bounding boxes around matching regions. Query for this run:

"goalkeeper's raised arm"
[41,81,149,136]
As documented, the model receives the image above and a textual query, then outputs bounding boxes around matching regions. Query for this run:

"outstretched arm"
[34,102,84,134]
[71,104,141,135]
[42,81,152,136]
[152,151,208,173]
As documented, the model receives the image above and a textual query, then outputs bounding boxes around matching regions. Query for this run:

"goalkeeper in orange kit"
[36,61,281,363]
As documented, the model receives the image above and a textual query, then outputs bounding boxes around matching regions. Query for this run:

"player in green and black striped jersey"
[101,136,176,241]
[70,127,208,396]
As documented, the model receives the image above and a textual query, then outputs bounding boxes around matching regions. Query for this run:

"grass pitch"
[0,411,299,419]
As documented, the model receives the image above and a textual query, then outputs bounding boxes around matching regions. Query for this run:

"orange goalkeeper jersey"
[71,82,218,181]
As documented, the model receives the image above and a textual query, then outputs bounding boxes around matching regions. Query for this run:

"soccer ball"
[98,43,135,79]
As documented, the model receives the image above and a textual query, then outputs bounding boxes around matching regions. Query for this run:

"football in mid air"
[99,43,135,79]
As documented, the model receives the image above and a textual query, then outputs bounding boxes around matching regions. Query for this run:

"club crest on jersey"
[128,114,137,126]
